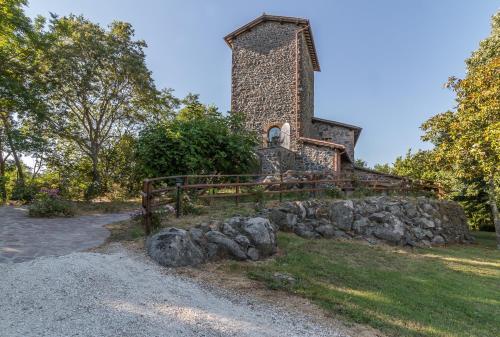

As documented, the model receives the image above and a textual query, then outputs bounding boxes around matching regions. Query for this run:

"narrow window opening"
[268,127,281,147]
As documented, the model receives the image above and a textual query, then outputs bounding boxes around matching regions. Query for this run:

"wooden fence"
[140,172,438,235]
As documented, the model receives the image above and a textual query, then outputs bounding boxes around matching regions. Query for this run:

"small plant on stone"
[28,188,75,217]
[249,185,266,210]
[325,186,344,199]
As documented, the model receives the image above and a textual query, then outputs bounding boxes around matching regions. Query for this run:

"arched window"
[268,126,281,147]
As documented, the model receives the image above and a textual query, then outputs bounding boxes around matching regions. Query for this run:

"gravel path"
[0,206,130,263]
[0,248,350,337]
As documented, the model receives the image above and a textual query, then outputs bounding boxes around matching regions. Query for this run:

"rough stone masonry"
[147,196,473,267]
[224,14,400,182]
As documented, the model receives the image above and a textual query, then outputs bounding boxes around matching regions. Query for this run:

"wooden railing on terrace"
[140,172,439,235]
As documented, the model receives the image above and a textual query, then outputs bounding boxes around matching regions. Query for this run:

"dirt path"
[0,206,130,263]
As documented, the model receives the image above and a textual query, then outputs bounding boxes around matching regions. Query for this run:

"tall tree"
[0,0,46,194]
[40,15,162,197]
[422,12,500,248]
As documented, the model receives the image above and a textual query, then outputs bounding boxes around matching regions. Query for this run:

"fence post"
[142,179,152,236]
[312,173,317,198]
[235,176,240,206]
[279,173,283,202]
[175,177,182,218]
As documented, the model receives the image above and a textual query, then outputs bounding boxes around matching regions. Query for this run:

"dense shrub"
[28,189,75,217]
[135,111,259,178]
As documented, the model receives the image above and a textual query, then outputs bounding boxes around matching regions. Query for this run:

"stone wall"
[231,21,299,149]
[296,143,337,171]
[146,196,474,268]
[267,196,474,247]
[348,166,405,184]
[258,146,296,174]
[311,120,355,161]
[299,34,314,138]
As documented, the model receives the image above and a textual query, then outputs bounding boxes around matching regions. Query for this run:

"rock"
[415,217,435,229]
[369,212,387,223]
[189,228,206,247]
[241,217,277,257]
[333,230,350,239]
[234,235,251,250]
[423,229,434,238]
[206,243,220,260]
[294,223,317,238]
[418,239,431,248]
[352,217,370,234]
[329,200,354,230]
[221,223,238,237]
[295,201,307,219]
[431,235,445,245]
[247,247,260,261]
[270,209,298,232]
[413,227,426,240]
[316,224,335,238]
[404,232,417,246]
[373,226,403,244]
[206,231,247,260]
[403,202,418,218]
[271,272,297,287]
[146,228,205,267]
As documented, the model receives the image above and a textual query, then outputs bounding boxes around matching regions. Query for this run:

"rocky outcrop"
[147,217,277,267]
[266,196,474,247]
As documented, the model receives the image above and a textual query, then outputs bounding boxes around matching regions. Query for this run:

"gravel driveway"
[0,248,350,337]
[0,206,130,263]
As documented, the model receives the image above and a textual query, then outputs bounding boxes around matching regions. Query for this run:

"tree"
[0,0,46,193]
[373,163,392,174]
[422,12,500,248]
[354,158,368,168]
[136,99,258,178]
[39,15,162,198]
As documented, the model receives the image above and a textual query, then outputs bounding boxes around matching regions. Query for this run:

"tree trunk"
[1,115,25,184]
[487,174,500,249]
[0,150,6,203]
[86,144,101,199]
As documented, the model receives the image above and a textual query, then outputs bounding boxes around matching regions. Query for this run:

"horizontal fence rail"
[140,172,439,235]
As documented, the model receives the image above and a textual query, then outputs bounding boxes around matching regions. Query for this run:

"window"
[268,127,281,147]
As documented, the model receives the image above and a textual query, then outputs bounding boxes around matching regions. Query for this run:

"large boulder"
[147,216,279,268]
[328,200,354,230]
[205,231,248,260]
[146,228,205,267]
[240,217,277,257]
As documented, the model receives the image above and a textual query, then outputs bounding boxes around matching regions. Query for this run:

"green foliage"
[136,101,259,178]
[324,186,344,199]
[28,192,75,217]
[354,158,368,168]
[420,13,500,244]
[10,180,37,201]
[38,14,168,198]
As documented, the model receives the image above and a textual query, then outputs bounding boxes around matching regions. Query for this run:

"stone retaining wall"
[258,147,296,174]
[267,196,473,247]
[147,197,473,267]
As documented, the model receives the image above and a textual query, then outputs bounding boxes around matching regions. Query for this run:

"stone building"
[224,14,398,181]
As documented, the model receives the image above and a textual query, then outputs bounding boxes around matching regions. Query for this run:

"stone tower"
[225,14,365,175]
[224,14,320,151]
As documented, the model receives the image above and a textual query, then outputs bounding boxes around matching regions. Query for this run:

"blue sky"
[26,0,498,166]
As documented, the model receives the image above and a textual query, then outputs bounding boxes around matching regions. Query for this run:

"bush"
[28,189,75,217]
[10,182,38,202]
[324,186,344,199]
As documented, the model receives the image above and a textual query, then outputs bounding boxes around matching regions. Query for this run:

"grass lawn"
[228,231,500,337]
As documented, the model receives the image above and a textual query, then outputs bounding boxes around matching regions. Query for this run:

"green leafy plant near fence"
[28,189,75,217]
